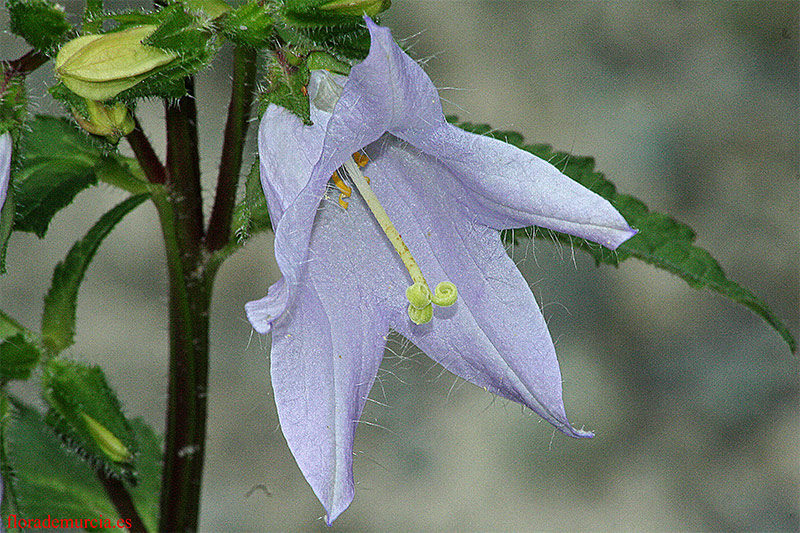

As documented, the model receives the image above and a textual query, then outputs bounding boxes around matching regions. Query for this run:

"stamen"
[330,170,352,209]
[339,153,457,325]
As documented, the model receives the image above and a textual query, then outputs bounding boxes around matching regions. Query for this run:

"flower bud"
[80,413,133,463]
[55,25,177,100]
[72,100,134,140]
[317,0,390,16]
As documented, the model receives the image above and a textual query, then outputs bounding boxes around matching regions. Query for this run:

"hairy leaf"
[7,0,72,55]
[449,119,796,353]
[0,311,41,382]
[12,116,107,237]
[41,359,138,480]
[0,395,118,525]
[41,194,148,354]
[231,160,271,243]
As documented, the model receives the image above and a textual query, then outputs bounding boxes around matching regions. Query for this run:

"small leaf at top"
[7,0,72,56]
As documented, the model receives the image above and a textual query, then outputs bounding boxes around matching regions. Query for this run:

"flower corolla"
[247,18,637,523]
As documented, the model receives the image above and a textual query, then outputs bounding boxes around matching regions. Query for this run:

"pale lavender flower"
[0,132,10,213]
[247,18,636,524]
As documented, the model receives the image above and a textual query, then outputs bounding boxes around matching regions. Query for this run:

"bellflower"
[247,18,637,524]
[0,132,10,213]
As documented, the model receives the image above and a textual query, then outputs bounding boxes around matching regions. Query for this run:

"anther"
[330,170,352,209]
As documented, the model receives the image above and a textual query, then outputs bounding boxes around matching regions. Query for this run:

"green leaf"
[231,160,272,243]
[0,335,40,382]
[0,395,118,525]
[41,194,148,354]
[449,118,797,353]
[12,116,106,237]
[41,359,138,480]
[0,311,41,382]
[275,1,376,62]
[125,418,162,532]
[7,0,72,55]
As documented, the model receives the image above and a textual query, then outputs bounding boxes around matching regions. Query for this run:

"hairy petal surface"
[270,188,400,524]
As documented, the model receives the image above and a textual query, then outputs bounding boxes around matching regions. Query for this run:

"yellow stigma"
[338,152,457,325]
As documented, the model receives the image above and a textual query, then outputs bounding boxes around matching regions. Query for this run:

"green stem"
[206,46,258,252]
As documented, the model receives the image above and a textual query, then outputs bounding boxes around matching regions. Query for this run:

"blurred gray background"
[1,1,798,530]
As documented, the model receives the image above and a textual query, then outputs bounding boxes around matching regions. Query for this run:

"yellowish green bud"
[318,0,391,16]
[184,0,232,18]
[55,26,177,100]
[72,100,134,140]
[80,412,133,463]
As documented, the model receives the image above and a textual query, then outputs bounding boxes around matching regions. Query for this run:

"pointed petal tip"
[244,298,273,335]
[603,224,638,251]
[322,491,354,526]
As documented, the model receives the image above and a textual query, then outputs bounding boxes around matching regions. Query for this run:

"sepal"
[0,71,28,137]
[220,0,276,48]
[232,161,272,242]
[41,359,138,480]
[259,49,311,123]
[275,1,375,60]
[282,0,389,24]
[6,0,72,55]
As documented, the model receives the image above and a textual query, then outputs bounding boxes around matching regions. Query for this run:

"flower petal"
[410,126,637,249]
[270,195,399,523]
[365,137,590,436]
[352,18,636,249]
[245,278,287,335]
[0,132,11,212]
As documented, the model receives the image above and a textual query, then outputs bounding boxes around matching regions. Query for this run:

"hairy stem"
[206,46,258,251]
[157,77,211,533]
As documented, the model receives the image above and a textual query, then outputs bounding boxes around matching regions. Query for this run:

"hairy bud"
[55,25,177,100]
